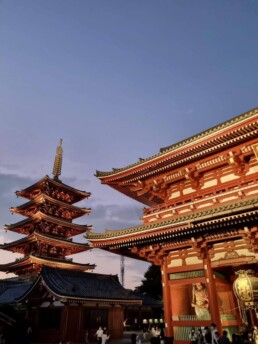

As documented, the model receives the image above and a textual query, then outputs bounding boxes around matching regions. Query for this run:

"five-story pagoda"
[0,140,95,280]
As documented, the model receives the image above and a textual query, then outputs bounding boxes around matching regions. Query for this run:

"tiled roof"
[1,231,90,252]
[96,107,258,177]
[0,255,95,273]
[87,195,258,241]
[40,266,142,302]
[0,267,142,305]
[0,279,32,304]
[16,175,91,198]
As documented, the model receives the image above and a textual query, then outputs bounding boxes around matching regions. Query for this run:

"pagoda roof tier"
[1,231,90,255]
[4,211,92,237]
[11,194,91,219]
[87,195,258,257]
[18,266,142,304]
[16,175,91,203]
[0,254,95,275]
[95,108,258,206]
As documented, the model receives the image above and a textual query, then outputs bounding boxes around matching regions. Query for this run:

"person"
[131,333,137,344]
[85,329,89,344]
[96,327,103,344]
[151,326,156,337]
[213,331,220,344]
[160,328,165,344]
[239,323,249,344]
[154,326,161,344]
[210,324,217,344]
[196,328,204,344]
[101,329,110,344]
[136,333,142,344]
[219,330,230,344]
[253,327,258,344]
[26,325,33,344]
[189,328,197,344]
[232,333,241,344]
[142,328,148,342]
[204,327,212,344]
[191,283,210,320]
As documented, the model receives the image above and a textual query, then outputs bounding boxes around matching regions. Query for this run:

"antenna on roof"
[120,255,125,287]
[52,139,63,181]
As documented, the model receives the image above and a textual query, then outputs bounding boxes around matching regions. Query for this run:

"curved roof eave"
[5,211,92,231]
[1,231,90,251]
[87,195,258,243]
[16,175,91,198]
[95,107,258,179]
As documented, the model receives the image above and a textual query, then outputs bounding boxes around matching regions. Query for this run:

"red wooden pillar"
[61,305,69,343]
[162,259,173,338]
[108,306,124,339]
[204,250,222,334]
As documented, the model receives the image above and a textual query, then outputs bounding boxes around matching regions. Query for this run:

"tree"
[134,264,162,300]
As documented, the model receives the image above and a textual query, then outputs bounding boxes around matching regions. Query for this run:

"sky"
[0,0,258,289]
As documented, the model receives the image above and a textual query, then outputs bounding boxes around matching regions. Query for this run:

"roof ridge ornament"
[52,139,63,181]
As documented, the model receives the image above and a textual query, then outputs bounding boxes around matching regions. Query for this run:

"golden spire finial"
[52,139,63,180]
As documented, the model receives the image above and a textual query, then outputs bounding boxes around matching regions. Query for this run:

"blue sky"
[0,0,258,288]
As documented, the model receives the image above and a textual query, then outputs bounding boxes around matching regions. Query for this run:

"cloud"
[85,203,142,231]
[0,173,35,227]
[0,173,34,195]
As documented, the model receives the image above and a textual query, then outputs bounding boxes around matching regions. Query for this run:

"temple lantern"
[233,270,258,307]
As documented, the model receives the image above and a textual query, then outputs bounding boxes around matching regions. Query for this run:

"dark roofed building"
[36,266,141,302]
[0,268,143,343]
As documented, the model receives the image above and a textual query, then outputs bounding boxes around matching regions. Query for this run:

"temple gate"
[88,108,258,343]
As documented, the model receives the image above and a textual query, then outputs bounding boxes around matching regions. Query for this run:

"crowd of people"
[188,322,258,344]
[189,323,230,344]
[131,322,258,344]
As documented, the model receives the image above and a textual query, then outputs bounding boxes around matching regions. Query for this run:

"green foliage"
[134,264,162,300]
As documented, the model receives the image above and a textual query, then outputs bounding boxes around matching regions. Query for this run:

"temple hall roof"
[18,266,142,304]
[0,279,32,304]
[0,267,142,305]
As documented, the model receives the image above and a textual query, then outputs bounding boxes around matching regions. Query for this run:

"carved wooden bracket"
[190,237,209,259]
[184,167,203,189]
[130,244,167,266]
[228,151,249,176]
[240,226,258,252]
[130,178,168,202]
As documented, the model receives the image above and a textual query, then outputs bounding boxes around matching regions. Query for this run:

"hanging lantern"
[233,270,258,307]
